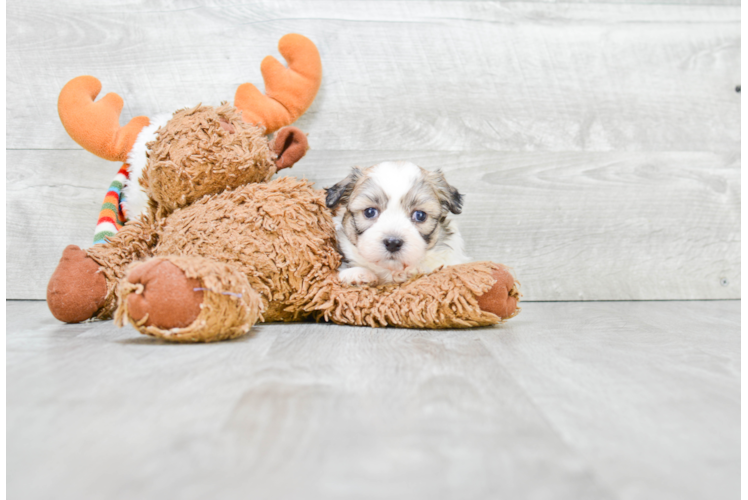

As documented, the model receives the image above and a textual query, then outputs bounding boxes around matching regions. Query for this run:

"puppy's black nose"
[383,237,403,253]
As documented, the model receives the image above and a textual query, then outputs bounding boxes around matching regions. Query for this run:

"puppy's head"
[325,161,463,272]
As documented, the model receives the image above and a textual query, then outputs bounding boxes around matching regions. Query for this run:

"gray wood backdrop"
[6,0,740,301]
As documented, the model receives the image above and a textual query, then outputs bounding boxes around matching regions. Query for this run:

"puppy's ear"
[429,169,464,214]
[325,167,362,210]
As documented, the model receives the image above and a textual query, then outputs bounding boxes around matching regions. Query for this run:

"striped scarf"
[94,164,129,244]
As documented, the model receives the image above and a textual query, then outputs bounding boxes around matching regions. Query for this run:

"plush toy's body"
[47,34,520,342]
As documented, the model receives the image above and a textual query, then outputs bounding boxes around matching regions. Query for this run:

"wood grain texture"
[8,149,740,301]
[6,300,740,500]
[738,98,748,312]
[478,300,740,500]
[6,0,741,301]
[7,1,740,151]
[6,150,119,298]
[290,150,741,301]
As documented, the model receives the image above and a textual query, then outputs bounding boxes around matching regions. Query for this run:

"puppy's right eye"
[363,207,379,219]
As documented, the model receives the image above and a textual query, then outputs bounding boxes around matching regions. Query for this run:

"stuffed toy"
[46,34,521,342]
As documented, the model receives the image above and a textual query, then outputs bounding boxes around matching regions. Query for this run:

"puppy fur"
[325,161,469,286]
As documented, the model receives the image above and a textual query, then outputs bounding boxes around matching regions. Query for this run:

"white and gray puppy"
[325,161,469,286]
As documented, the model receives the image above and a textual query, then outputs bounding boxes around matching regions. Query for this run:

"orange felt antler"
[58,76,150,162]
[235,34,322,134]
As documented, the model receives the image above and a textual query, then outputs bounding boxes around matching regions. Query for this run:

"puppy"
[325,161,469,286]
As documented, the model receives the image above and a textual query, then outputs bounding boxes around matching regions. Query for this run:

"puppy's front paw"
[338,267,379,286]
[392,267,421,283]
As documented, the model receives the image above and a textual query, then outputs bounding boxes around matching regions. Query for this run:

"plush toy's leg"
[476,266,521,319]
[303,262,520,329]
[115,256,261,343]
[46,217,158,323]
[47,245,108,323]
[123,259,204,329]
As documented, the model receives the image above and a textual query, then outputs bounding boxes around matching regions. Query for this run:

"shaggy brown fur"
[49,105,521,342]
[116,255,262,342]
[86,213,159,319]
[153,176,341,322]
[142,103,277,218]
[83,104,277,317]
[301,262,519,328]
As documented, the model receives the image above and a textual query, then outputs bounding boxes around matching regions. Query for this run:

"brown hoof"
[126,259,204,329]
[476,267,519,319]
[47,245,108,323]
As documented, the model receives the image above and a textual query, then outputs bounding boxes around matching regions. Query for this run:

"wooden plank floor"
[7,300,740,500]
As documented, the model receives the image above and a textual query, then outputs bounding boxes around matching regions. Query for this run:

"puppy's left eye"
[412,210,427,222]
[363,207,379,219]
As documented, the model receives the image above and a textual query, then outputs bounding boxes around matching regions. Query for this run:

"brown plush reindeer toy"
[47,34,520,342]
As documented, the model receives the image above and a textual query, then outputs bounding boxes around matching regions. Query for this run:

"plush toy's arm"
[299,262,521,328]
[47,215,159,323]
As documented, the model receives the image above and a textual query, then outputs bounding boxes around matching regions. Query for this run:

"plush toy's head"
[135,103,277,217]
[57,34,321,220]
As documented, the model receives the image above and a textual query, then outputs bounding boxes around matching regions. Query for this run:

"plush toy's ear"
[58,76,150,162]
[325,167,362,209]
[235,34,322,134]
[271,126,308,170]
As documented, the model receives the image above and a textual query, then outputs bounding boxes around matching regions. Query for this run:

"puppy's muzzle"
[383,237,404,254]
